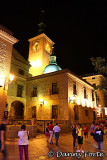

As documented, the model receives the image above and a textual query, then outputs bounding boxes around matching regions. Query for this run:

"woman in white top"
[18,124,29,160]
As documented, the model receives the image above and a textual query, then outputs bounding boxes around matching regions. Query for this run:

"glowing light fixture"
[9,74,14,81]
[0,75,4,87]
[0,74,14,90]
[40,99,47,106]
[82,99,85,107]
[91,102,93,108]
[87,100,89,107]
[77,97,80,105]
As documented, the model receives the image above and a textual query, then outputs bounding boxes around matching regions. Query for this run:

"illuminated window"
[17,85,23,97]
[19,69,24,75]
[32,86,37,97]
[52,105,58,119]
[73,83,77,95]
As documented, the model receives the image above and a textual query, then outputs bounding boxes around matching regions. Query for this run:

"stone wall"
[26,71,69,120]
[6,125,37,138]
[0,29,17,122]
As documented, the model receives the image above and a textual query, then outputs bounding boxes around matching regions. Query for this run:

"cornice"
[0,30,18,44]
[28,33,54,45]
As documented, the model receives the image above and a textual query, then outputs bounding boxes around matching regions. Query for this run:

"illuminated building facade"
[6,31,97,126]
[83,75,107,120]
[0,25,18,122]
[0,24,97,128]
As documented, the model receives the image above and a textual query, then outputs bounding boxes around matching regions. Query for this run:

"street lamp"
[0,74,14,90]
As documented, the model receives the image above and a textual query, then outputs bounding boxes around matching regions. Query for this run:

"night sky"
[1,0,106,76]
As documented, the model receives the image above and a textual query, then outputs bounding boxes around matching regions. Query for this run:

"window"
[84,88,87,99]
[73,83,77,95]
[52,105,58,119]
[85,110,88,116]
[17,85,23,97]
[32,86,37,97]
[92,77,95,79]
[92,90,94,101]
[19,69,24,75]
[50,83,59,94]
[32,106,36,118]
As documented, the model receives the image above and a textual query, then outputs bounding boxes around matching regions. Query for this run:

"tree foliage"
[91,57,107,75]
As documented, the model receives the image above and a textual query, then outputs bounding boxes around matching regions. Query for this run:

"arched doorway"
[11,101,24,119]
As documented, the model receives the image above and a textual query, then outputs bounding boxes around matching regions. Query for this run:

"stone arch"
[11,100,24,119]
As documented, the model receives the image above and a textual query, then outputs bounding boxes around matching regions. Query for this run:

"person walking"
[83,124,88,140]
[90,121,97,148]
[94,123,104,152]
[53,123,61,146]
[18,124,29,160]
[45,123,50,143]
[47,121,54,144]
[71,123,77,148]
[0,116,8,160]
[76,124,84,153]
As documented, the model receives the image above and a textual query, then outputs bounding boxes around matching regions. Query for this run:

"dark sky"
[1,0,107,76]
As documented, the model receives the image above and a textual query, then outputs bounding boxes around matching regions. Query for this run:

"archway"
[11,101,24,119]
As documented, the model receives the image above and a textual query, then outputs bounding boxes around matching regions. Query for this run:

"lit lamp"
[69,96,76,104]
[0,76,4,87]
[0,74,14,90]
[40,99,47,106]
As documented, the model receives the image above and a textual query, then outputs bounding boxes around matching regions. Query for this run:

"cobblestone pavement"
[0,132,107,160]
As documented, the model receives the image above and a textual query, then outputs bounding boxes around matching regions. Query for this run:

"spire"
[37,10,46,35]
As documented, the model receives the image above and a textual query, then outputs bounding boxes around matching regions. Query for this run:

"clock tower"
[28,33,54,76]
[28,11,54,76]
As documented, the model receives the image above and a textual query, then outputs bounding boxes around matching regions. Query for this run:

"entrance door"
[11,101,24,119]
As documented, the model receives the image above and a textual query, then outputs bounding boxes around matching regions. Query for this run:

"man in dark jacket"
[94,123,104,151]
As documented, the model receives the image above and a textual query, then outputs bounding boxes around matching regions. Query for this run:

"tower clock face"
[32,42,39,52]
[46,43,51,53]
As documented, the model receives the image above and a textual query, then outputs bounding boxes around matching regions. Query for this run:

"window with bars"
[17,85,23,97]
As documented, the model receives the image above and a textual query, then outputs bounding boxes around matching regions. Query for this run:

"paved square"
[0,132,107,160]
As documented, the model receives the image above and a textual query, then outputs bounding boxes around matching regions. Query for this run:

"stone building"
[0,25,18,122]
[83,74,107,120]
[6,30,97,128]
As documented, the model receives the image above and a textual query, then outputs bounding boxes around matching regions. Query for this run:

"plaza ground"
[0,132,107,160]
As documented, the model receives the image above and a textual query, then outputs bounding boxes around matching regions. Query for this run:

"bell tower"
[28,11,54,76]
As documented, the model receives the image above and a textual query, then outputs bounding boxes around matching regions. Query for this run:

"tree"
[91,57,107,75]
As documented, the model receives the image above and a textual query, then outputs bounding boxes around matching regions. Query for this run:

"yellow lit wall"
[28,33,54,76]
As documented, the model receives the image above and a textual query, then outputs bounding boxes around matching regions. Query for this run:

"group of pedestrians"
[0,116,106,160]
[71,120,106,153]
[45,121,61,146]
[71,122,85,153]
